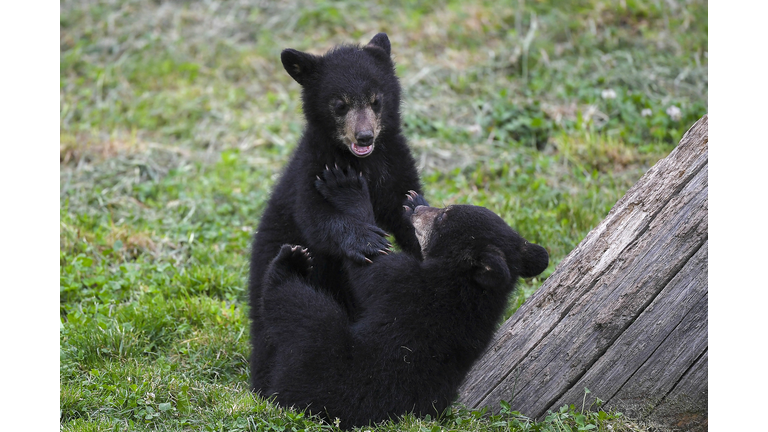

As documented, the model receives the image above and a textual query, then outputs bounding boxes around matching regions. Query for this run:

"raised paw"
[315,164,376,222]
[402,190,429,217]
[341,224,393,265]
[265,244,314,287]
[315,163,369,202]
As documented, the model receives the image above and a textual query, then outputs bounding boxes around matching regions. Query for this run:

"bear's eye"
[371,95,381,109]
[333,100,348,114]
[436,207,452,225]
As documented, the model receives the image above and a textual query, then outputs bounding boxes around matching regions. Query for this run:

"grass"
[60,0,707,430]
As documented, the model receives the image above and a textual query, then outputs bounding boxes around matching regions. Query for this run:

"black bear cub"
[249,34,427,393]
[260,171,549,429]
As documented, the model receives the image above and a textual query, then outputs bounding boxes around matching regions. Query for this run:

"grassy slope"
[60,0,707,430]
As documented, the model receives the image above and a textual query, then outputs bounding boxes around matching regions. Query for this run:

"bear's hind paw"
[266,244,314,286]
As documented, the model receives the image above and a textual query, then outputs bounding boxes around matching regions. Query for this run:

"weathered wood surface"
[457,115,708,431]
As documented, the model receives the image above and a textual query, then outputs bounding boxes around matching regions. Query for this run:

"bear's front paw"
[402,190,429,217]
[315,164,369,203]
[341,225,392,265]
[266,244,314,286]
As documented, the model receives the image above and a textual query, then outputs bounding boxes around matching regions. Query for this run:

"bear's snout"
[355,130,374,147]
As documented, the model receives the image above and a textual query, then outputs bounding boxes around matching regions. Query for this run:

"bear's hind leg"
[260,245,351,401]
[261,244,346,333]
[264,244,313,288]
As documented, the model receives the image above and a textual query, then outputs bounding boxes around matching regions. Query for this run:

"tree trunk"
[457,115,708,432]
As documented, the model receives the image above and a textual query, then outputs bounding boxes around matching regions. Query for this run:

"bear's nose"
[355,131,374,147]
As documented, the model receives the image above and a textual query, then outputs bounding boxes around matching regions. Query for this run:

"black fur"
[249,33,426,394]
[260,175,549,429]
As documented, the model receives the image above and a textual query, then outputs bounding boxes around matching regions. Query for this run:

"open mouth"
[350,142,374,157]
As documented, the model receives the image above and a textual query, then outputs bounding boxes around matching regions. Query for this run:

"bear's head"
[280,33,401,158]
[407,204,549,289]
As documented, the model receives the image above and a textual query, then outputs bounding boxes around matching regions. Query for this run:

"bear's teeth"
[351,143,373,156]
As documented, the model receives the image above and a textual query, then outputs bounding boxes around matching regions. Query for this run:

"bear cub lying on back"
[260,168,549,429]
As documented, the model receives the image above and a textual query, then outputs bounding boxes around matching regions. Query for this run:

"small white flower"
[666,105,682,121]
[641,108,652,117]
[601,88,617,100]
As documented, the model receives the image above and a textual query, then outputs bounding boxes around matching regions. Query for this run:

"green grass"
[60,0,707,430]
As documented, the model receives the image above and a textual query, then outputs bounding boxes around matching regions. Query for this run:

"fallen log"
[458,115,708,432]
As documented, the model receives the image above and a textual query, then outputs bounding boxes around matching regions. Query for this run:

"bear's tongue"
[351,143,373,157]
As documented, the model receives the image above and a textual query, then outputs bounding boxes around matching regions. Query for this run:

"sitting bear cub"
[260,169,549,429]
[249,33,427,394]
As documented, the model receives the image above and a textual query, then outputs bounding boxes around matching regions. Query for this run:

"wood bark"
[457,115,708,431]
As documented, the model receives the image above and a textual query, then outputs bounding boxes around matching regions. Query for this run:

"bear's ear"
[472,245,512,289]
[519,241,549,278]
[281,49,320,86]
[365,33,391,56]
